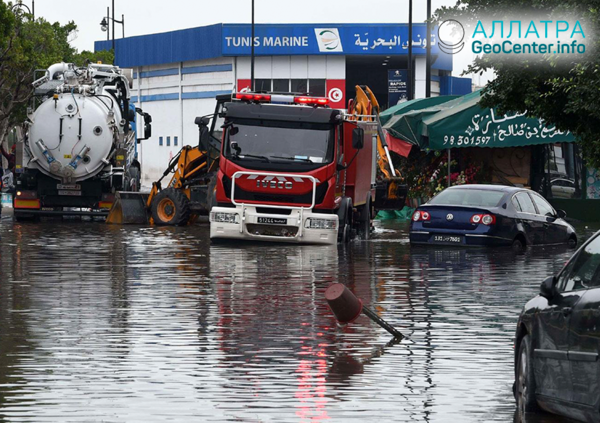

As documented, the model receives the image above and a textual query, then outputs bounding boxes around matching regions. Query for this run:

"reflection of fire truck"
[209,89,404,245]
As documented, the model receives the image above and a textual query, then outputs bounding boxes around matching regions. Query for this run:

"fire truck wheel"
[357,195,372,240]
[151,188,191,226]
[337,197,353,243]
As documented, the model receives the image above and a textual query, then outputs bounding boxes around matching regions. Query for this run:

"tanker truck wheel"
[151,188,191,226]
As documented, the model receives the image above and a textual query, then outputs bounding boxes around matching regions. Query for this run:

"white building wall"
[133,57,234,186]
[414,56,427,99]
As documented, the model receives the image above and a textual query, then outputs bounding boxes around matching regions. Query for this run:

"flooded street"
[1,219,597,422]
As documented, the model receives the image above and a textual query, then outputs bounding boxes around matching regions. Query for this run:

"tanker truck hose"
[117,79,130,135]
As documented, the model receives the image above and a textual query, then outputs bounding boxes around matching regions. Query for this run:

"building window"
[291,79,308,94]
[272,79,290,93]
[159,136,163,146]
[167,136,170,147]
[174,136,178,146]
[308,79,326,97]
[254,79,271,92]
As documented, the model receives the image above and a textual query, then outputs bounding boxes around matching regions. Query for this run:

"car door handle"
[562,307,572,317]
[543,223,550,229]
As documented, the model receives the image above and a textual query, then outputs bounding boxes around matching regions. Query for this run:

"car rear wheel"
[512,237,525,253]
[568,236,577,249]
[516,335,539,413]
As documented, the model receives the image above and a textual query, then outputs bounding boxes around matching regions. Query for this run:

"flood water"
[1,218,598,422]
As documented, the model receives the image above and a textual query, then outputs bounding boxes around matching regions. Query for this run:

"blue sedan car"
[409,184,577,250]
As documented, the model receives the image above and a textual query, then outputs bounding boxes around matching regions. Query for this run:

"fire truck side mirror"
[352,127,365,150]
[195,116,210,127]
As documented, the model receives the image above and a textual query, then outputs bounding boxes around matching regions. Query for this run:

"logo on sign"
[314,28,343,52]
[328,88,343,103]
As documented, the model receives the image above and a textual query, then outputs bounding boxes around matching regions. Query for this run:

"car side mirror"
[352,127,364,150]
[540,276,556,299]
[557,209,567,219]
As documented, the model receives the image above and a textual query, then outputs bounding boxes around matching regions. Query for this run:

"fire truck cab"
[210,92,376,245]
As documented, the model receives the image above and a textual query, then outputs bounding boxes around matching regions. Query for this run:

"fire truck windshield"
[225,120,334,166]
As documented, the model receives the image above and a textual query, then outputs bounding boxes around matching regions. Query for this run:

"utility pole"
[426,0,432,98]
[250,0,255,91]
[407,0,413,100]
[106,7,110,41]
[112,0,115,52]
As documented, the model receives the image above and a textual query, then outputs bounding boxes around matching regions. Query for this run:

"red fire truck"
[209,92,378,245]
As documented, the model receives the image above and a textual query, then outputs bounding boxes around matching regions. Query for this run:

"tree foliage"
[434,1,600,166]
[0,1,114,146]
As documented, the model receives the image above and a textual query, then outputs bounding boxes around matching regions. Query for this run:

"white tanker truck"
[13,62,151,220]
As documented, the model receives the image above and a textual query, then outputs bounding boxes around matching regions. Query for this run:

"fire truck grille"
[222,176,328,206]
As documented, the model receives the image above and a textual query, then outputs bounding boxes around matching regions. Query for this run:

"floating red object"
[325,283,363,324]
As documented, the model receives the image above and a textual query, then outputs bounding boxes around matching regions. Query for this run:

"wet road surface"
[1,218,597,422]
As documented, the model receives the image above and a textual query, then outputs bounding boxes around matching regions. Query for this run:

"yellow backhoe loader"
[106,94,230,225]
[348,85,407,211]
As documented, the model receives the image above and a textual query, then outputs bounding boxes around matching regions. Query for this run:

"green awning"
[380,96,458,148]
[381,90,575,151]
[424,90,576,150]
[380,96,458,126]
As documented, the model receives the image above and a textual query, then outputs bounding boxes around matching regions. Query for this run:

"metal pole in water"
[325,283,403,340]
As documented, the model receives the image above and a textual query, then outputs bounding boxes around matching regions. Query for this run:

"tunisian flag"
[384,130,412,158]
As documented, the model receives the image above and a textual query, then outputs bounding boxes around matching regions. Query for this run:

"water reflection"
[0,220,597,421]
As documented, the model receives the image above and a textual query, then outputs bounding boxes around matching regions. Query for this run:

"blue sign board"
[222,24,439,56]
[388,69,408,106]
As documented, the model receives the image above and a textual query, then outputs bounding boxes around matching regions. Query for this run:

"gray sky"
[29,0,487,83]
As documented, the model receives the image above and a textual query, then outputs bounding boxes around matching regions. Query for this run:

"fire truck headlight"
[305,218,337,230]
[210,212,240,224]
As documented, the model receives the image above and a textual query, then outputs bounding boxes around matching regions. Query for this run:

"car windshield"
[226,121,333,164]
[429,188,504,207]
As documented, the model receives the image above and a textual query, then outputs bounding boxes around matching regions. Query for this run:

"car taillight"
[294,96,329,106]
[235,93,271,102]
[471,214,496,225]
[412,210,431,222]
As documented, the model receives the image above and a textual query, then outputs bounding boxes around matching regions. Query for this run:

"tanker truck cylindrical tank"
[28,91,121,182]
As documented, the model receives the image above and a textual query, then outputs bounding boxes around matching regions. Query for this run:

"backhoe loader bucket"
[374,177,408,210]
[106,191,150,224]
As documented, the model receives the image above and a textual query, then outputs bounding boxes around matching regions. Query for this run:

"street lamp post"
[425,0,432,98]
[250,0,255,91]
[100,2,125,62]
[407,0,413,100]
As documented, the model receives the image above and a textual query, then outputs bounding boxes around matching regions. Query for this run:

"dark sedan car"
[409,184,577,250]
[515,231,600,422]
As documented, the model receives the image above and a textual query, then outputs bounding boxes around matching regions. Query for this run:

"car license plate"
[257,217,287,225]
[58,190,82,196]
[432,235,462,244]
[57,184,81,190]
